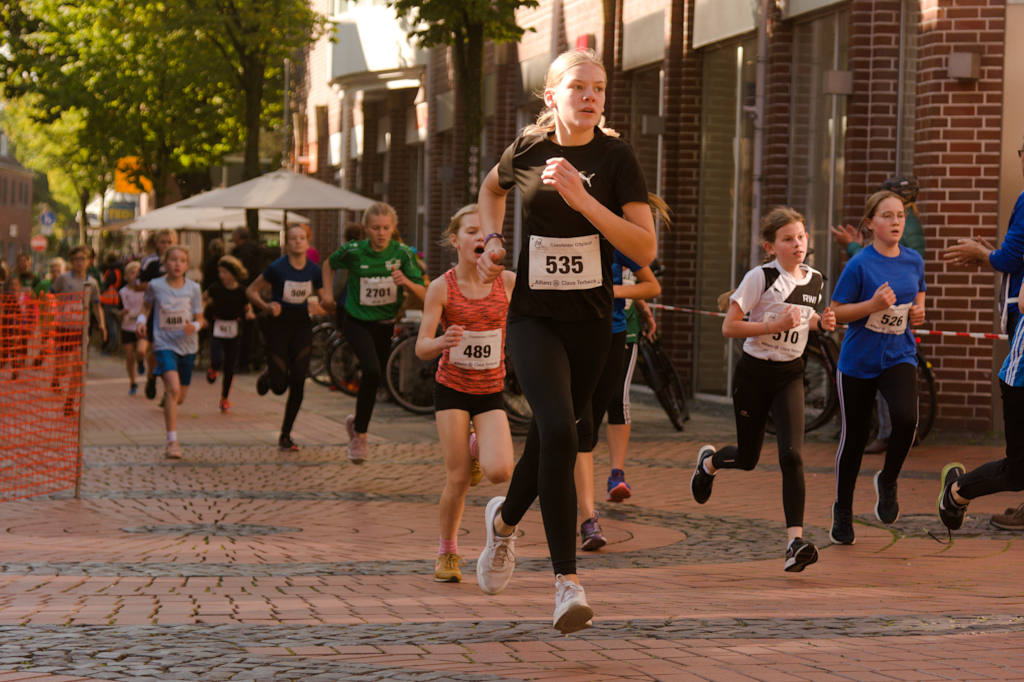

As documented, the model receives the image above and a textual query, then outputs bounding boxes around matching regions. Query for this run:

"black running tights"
[577,331,627,452]
[264,309,312,438]
[958,381,1024,499]
[834,363,917,509]
[341,314,393,433]
[209,335,240,399]
[501,315,611,576]
[711,353,806,528]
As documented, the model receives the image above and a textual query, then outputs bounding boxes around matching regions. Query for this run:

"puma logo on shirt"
[578,171,595,187]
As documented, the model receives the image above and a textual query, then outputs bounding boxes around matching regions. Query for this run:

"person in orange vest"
[100,252,124,353]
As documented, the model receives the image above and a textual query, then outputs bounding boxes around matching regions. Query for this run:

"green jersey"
[625,301,640,344]
[328,239,424,321]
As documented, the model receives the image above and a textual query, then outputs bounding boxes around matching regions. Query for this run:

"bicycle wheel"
[637,335,686,431]
[385,335,435,414]
[916,351,937,442]
[309,322,335,386]
[326,335,361,397]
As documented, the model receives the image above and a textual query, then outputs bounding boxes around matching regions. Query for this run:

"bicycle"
[309,317,336,387]
[636,331,689,431]
[760,329,935,442]
[384,317,436,414]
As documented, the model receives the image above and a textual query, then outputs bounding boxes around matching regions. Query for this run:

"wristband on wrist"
[136,314,146,327]
[483,233,505,246]
[816,317,823,332]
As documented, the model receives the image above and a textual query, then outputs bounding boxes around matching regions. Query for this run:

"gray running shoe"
[553,574,593,635]
[476,496,516,595]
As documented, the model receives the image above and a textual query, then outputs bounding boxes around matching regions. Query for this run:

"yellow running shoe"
[434,552,463,582]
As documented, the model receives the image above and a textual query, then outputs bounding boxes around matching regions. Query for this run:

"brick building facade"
[0,130,34,267]
[294,0,1024,431]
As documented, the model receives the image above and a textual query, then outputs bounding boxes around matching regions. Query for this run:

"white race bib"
[865,303,911,335]
[212,319,239,339]
[359,276,397,306]
[757,309,810,357]
[528,234,602,291]
[159,302,191,332]
[450,329,502,370]
[282,280,312,305]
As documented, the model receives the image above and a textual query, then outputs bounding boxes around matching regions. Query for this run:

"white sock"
[167,431,177,443]
[702,460,714,475]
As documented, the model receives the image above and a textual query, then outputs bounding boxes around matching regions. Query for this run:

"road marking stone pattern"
[0,354,1022,680]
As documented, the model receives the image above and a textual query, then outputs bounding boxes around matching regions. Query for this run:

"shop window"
[695,38,756,396]
[787,9,848,298]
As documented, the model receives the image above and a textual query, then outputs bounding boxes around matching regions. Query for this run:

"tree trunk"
[452,24,485,204]
[78,187,89,245]
[242,55,266,241]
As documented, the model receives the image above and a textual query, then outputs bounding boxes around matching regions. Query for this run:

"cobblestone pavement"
[1,354,1023,680]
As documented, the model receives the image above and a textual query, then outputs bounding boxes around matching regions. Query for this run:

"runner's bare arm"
[477,167,509,283]
[722,301,799,339]
[415,277,461,361]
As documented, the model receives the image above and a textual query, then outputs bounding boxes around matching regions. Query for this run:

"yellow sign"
[114,157,154,194]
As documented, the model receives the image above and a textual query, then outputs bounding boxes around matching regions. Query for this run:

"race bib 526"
[865,303,911,335]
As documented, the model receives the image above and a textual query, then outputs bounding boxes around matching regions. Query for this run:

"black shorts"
[434,383,505,416]
[121,330,138,346]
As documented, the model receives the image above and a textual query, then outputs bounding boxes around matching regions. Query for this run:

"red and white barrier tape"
[648,303,1009,341]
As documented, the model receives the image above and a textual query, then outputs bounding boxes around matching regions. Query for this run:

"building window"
[787,8,849,298]
[695,37,756,396]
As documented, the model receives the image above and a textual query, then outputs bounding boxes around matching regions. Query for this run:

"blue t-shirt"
[144,276,203,355]
[832,244,926,378]
[261,256,322,310]
[611,251,642,334]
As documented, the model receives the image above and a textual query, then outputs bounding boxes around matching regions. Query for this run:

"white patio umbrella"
[178,169,375,212]
[125,205,308,232]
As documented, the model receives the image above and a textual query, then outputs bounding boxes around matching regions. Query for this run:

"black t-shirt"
[207,281,248,320]
[139,254,164,283]
[497,127,648,320]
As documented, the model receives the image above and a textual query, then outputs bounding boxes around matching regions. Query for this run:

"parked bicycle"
[636,330,689,431]
[761,329,935,442]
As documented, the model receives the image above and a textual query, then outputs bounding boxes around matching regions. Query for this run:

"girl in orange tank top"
[415,205,517,583]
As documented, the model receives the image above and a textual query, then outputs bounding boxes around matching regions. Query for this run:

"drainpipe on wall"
[749,0,768,267]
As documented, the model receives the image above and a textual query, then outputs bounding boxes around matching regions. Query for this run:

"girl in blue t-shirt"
[246,225,324,451]
[828,191,926,545]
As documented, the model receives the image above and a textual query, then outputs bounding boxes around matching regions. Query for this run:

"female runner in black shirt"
[473,48,657,634]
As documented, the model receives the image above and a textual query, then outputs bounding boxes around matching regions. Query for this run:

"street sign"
[40,210,56,226]
[30,235,47,252]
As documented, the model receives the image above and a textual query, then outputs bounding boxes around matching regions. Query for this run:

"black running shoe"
[145,375,157,400]
[690,445,716,504]
[206,368,217,384]
[938,462,967,531]
[830,502,855,545]
[278,434,298,451]
[873,471,900,524]
[257,372,270,396]
[784,537,819,572]
[137,359,146,375]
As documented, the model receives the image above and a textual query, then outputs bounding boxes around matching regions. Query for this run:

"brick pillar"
[912,0,1005,429]
[843,0,903,223]
[658,0,701,390]
[762,6,792,210]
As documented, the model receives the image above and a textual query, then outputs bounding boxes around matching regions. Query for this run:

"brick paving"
[1,353,1022,680]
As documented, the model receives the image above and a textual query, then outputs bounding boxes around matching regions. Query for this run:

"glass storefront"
[694,38,756,395]
[787,9,848,298]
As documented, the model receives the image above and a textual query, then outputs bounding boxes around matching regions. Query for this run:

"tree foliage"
[388,0,537,202]
[0,0,326,237]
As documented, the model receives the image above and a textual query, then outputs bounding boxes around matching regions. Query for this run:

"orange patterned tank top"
[435,268,508,394]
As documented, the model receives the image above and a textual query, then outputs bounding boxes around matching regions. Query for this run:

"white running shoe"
[476,496,516,595]
[553,574,593,635]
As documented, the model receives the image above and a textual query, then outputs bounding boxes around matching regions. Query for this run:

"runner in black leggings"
[247,225,324,451]
[473,49,656,635]
[690,207,834,572]
[205,255,252,413]
[322,202,427,464]
[829,191,926,545]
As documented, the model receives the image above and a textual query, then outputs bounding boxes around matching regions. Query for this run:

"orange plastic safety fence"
[0,291,89,501]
